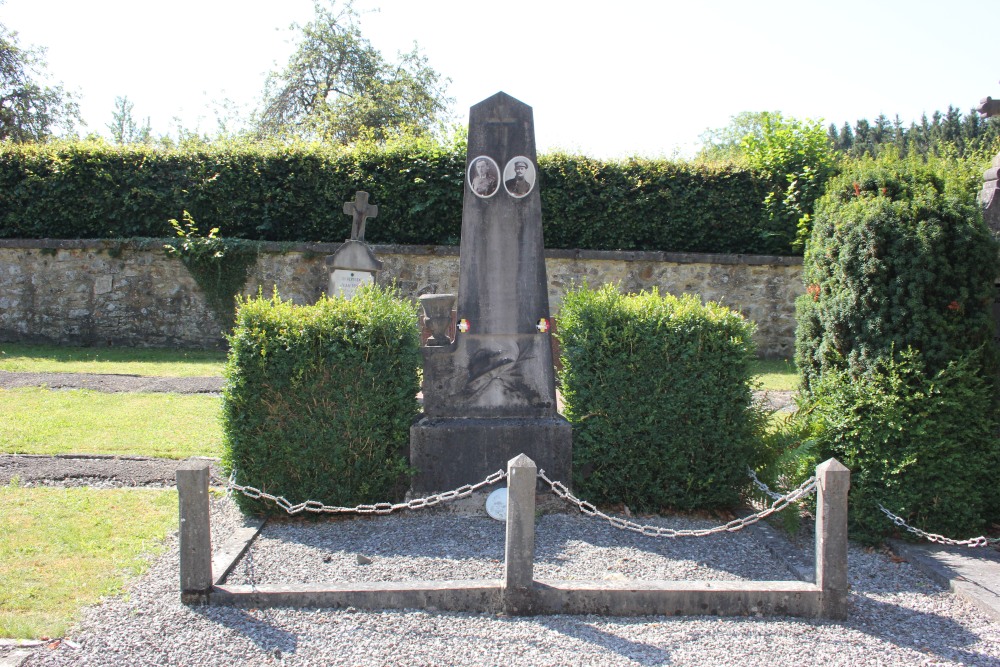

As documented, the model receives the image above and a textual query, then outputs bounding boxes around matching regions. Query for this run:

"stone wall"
[0,240,803,357]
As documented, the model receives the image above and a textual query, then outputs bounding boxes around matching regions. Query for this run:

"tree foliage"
[828,105,1000,159]
[106,96,152,145]
[698,111,837,253]
[254,0,452,144]
[0,15,79,142]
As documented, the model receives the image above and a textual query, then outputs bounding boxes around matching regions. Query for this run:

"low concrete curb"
[888,540,1000,623]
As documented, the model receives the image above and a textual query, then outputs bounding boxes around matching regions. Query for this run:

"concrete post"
[815,458,850,619]
[503,453,537,613]
[177,462,212,603]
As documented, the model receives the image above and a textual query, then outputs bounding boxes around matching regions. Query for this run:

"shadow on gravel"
[192,606,298,656]
[848,594,995,666]
[536,616,672,666]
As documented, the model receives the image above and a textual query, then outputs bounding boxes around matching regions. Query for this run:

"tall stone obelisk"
[410,92,572,492]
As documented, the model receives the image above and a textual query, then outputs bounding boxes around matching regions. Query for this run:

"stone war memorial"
[410,91,573,493]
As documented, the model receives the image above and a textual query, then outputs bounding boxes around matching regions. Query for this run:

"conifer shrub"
[791,155,1000,541]
[0,141,782,255]
[557,285,767,511]
[221,286,421,516]
[796,157,997,390]
[805,350,999,541]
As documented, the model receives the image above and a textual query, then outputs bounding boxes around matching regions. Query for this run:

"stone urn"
[419,293,456,346]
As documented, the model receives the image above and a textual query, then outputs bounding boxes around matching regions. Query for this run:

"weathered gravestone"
[976,94,1000,350]
[325,191,383,299]
[410,92,572,492]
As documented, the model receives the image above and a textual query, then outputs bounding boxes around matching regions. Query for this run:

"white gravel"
[14,494,1000,667]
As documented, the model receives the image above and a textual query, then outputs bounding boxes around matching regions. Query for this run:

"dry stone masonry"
[0,240,803,355]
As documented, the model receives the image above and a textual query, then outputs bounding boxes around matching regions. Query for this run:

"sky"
[2,0,999,158]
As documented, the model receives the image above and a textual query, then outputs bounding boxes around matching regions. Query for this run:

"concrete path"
[889,539,1000,623]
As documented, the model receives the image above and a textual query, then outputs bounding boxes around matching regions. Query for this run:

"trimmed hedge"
[221,286,421,515]
[806,351,1000,541]
[557,285,767,511]
[0,140,783,254]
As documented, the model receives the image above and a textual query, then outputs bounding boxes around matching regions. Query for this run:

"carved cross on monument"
[343,191,378,243]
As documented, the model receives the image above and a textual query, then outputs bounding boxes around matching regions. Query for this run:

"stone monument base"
[409,416,572,493]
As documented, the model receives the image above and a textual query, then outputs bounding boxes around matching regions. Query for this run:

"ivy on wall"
[163,211,260,325]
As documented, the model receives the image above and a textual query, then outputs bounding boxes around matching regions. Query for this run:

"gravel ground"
[0,371,223,394]
[0,454,223,488]
[13,495,1000,667]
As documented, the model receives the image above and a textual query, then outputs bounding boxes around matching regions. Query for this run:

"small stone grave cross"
[325,190,383,300]
[343,191,378,243]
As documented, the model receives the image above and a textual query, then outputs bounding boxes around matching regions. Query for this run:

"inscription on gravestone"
[325,191,382,299]
[409,92,572,493]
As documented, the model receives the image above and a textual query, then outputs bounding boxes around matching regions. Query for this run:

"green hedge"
[0,140,784,254]
[221,286,421,515]
[806,351,1000,541]
[792,155,1000,541]
[796,156,997,389]
[557,285,767,511]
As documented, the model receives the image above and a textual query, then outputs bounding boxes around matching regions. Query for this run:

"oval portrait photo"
[468,156,500,198]
[503,156,535,198]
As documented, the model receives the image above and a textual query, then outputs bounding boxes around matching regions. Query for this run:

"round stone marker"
[485,487,508,521]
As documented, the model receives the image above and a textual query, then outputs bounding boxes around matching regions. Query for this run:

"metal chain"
[225,469,507,516]
[747,467,785,502]
[878,504,1000,548]
[537,470,816,538]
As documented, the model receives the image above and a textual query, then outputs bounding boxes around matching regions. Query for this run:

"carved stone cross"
[343,191,378,243]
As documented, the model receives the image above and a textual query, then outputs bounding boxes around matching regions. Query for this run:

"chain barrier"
[877,505,1000,548]
[537,469,817,538]
[224,469,507,516]
[741,470,1000,549]
[746,467,786,502]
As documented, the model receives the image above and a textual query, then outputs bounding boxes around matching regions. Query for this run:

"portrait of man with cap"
[504,157,534,197]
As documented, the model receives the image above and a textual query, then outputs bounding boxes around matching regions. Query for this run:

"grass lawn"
[749,358,798,392]
[0,343,226,377]
[0,388,222,458]
[2,342,800,392]
[0,486,178,639]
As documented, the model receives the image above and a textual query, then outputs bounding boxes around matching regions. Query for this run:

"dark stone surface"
[409,417,572,493]
[410,92,572,491]
[420,92,558,420]
[0,453,222,487]
[420,335,557,418]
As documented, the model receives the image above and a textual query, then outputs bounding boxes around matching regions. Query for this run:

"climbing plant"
[163,211,260,325]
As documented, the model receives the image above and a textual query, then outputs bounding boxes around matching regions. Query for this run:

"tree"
[739,112,837,252]
[695,110,780,161]
[0,14,79,141]
[106,95,152,145]
[254,0,452,143]
[837,122,854,152]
